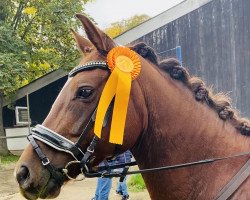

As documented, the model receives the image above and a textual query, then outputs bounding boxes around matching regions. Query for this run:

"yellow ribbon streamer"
[109,69,131,144]
[94,67,131,144]
[94,47,141,144]
[94,68,118,137]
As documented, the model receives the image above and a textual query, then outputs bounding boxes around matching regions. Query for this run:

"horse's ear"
[70,28,94,54]
[75,14,116,54]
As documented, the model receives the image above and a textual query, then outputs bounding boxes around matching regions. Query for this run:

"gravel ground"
[0,164,150,200]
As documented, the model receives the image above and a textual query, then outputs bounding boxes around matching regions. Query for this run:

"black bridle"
[28,61,134,183]
[28,61,250,198]
[27,61,110,184]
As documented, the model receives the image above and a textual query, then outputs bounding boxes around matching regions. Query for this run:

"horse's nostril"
[16,166,30,185]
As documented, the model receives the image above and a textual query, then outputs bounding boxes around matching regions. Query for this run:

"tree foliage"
[0,0,92,95]
[105,14,150,38]
[0,0,92,155]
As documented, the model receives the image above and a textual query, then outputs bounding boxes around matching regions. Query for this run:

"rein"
[90,151,250,178]
[27,61,250,198]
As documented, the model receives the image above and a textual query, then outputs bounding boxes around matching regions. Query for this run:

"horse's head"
[15,14,147,200]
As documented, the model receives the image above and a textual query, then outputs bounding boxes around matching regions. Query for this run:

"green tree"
[105,14,150,38]
[0,0,92,155]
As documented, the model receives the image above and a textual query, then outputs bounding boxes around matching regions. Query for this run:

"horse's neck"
[133,61,249,200]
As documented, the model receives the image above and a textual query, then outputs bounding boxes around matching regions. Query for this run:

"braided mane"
[131,42,250,136]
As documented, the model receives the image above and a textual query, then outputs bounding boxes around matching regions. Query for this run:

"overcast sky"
[84,0,185,28]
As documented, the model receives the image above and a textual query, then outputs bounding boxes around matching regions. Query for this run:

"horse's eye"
[76,88,93,99]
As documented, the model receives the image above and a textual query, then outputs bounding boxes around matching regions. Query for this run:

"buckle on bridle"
[87,147,94,153]
[42,158,50,166]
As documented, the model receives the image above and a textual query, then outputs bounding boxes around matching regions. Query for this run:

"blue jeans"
[94,177,112,200]
[116,177,128,196]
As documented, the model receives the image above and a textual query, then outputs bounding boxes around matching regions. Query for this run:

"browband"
[68,61,108,77]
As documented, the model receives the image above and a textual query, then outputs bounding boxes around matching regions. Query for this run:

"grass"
[128,174,146,192]
[0,154,20,165]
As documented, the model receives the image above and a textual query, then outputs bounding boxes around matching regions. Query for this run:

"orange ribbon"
[94,47,141,144]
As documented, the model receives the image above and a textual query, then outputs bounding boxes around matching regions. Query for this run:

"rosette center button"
[115,55,134,73]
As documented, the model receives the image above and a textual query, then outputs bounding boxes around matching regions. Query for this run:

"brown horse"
[15,14,250,200]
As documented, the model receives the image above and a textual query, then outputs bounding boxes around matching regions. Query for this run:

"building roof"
[3,0,212,107]
[3,69,67,106]
[115,0,212,44]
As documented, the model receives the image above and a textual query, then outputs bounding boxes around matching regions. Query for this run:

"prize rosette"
[94,47,141,144]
